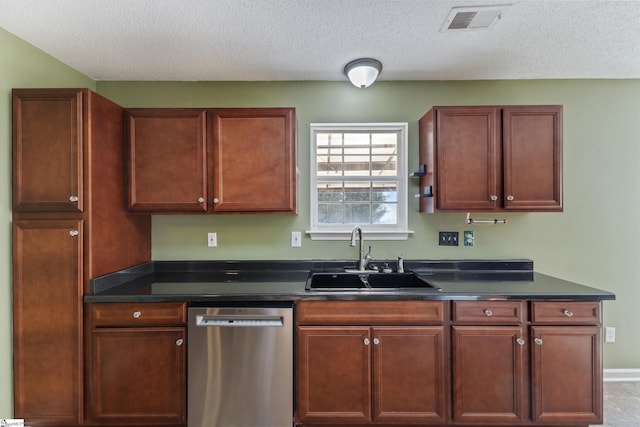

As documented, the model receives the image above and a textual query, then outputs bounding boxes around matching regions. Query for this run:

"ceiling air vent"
[440,4,511,32]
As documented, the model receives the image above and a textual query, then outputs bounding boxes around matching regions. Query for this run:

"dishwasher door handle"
[195,314,284,327]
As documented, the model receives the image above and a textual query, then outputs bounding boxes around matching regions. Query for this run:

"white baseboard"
[604,368,640,382]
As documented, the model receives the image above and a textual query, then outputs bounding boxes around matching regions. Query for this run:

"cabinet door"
[126,109,207,212]
[210,108,297,213]
[503,106,563,210]
[296,326,371,423]
[452,326,526,423]
[435,107,501,211]
[13,219,83,425]
[91,327,186,424]
[12,89,83,212]
[372,327,447,423]
[531,325,602,424]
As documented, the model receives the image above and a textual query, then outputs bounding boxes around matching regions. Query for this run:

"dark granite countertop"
[85,259,616,303]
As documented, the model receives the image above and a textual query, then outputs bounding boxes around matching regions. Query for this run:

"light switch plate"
[207,232,217,247]
[605,327,616,343]
[291,231,302,247]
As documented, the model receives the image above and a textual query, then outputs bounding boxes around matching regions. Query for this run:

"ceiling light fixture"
[344,58,382,88]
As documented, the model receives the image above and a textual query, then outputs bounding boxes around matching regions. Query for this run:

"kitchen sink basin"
[306,271,441,292]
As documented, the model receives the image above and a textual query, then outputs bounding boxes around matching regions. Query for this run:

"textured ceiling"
[1,0,639,82]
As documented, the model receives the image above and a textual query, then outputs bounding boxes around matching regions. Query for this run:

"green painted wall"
[2,25,639,417]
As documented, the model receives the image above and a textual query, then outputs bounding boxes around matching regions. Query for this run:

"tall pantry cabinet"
[12,89,151,426]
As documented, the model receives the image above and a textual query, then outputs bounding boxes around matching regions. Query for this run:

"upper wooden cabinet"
[13,89,84,212]
[418,105,562,212]
[125,107,297,214]
[125,109,208,212]
[209,108,297,213]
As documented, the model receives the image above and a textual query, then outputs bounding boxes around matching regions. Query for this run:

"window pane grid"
[311,123,407,232]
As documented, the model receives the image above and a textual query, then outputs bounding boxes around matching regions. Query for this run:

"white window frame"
[307,122,413,240]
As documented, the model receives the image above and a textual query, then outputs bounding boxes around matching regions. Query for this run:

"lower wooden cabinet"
[452,301,527,424]
[373,327,447,423]
[297,326,372,423]
[13,219,84,426]
[452,325,526,423]
[88,303,187,425]
[295,301,448,425]
[84,299,602,427]
[530,301,603,424]
[296,300,603,427]
[531,326,602,424]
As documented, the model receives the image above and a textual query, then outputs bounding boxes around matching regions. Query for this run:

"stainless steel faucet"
[350,225,371,271]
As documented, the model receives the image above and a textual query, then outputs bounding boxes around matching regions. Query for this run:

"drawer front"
[296,301,446,325]
[453,300,525,324]
[531,301,601,324]
[92,302,187,327]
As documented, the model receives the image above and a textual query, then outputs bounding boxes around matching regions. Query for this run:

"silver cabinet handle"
[373,338,380,345]
[176,339,184,347]
[213,198,219,203]
[133,311,142,319]
[507,195,515,201]
[198,197,205,203]
[516,337,525,346]
[484,309,493,317]
[490,195,498,201]
[534,337,543,345]
[364,338,370,345]
[69,230,79,237]
[563,309,574,317]
[69,195,79,202]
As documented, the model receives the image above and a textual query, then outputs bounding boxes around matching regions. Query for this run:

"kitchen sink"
[306,271,441,292]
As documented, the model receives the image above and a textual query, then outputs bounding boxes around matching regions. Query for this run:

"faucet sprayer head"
[349,225,361,247]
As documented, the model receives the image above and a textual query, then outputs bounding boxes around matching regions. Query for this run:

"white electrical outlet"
[291,231,302,247]
[207,232,217,247]
[605,327,616,343]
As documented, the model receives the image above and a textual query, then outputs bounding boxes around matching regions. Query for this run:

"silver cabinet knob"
[133,311,142,319]
[373,338,380,345]
[69,230,79,237]
[507,195,515,201]
[490,195,498,201]
[213,198,219,203]
[176,339,184,347]
[516,338,525,346]
[198,197,205,203]
[364,338,370,345]
[69,195,79,202]
[534,337,543,345]
[563,309,574,317]
[484,309,493,317]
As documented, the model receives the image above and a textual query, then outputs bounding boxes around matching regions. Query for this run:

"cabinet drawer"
[531,301,601,324]
[92,302,187,327]
[296,301,446,325]
[453,301,525,324]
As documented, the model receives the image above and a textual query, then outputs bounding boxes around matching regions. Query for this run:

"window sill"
[306,229,414,241]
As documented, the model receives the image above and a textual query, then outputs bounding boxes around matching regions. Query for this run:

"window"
[308,123,412,240]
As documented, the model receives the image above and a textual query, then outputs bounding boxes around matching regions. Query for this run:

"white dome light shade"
[344,58,383,88]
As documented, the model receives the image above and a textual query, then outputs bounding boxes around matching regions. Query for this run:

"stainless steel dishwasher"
[188,304,293,427]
